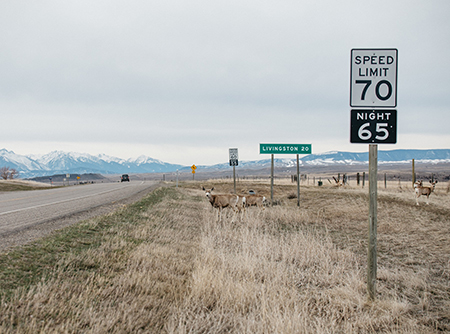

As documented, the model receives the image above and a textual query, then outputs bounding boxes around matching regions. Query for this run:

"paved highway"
[0,181,159,237]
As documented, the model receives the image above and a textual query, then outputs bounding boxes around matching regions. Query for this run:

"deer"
[244,194,266,209]
[333,176,343,186]
[331,175,346,187]
[202,187,245,212]
[414,180,438,205]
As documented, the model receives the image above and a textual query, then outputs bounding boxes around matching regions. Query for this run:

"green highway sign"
[260,143,312,154]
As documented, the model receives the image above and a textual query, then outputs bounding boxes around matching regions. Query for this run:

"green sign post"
[259,143,312,207]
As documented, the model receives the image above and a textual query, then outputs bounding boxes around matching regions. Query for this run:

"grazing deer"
[202,187,244,212]
[245,194,266,209]
[332,176,343,187]
[414,180,438,205]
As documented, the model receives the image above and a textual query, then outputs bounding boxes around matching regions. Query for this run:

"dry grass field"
[0,180,449,333]
[0,180,51,192]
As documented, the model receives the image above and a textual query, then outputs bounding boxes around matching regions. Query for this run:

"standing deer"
[414,180,438,205]
[245,194,266,209]
[202,187,245,212]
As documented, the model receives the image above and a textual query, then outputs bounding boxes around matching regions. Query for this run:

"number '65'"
[358,123,389,141]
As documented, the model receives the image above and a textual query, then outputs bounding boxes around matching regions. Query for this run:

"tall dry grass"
[167,188,440,333]
[0,188,201,333]
[1,183,449,333]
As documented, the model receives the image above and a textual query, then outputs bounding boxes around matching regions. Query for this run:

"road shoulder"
[0,182,163,252]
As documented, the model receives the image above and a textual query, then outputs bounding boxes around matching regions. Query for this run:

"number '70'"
[355,80,393,101]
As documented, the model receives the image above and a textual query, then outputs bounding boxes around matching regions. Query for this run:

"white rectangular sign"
[350,49,398,108]
[229,148,238,166]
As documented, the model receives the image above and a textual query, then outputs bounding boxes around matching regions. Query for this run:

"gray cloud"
[0,0,449,165]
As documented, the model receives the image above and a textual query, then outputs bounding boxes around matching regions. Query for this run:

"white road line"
[0,184,134,216]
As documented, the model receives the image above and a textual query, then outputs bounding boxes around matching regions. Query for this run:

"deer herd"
[201,177,446,214]
[202,187,266,215]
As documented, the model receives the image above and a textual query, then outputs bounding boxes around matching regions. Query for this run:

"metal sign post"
[233,166,236,194]
[350,48,398,301]
[229,148,238,194]
[191,164,196,180]
[260,144,312,207]
[271,154,274,205]
[296,154,300,207]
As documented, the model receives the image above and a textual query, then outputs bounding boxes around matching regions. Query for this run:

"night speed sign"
[350,49,398,108]
[350,109,397,144]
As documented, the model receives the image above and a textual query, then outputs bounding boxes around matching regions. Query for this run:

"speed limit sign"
[350,49,398,144]
[229,148,238,166]
[349,49,398,300]
[350,109,397,143]
[350,49,398,108]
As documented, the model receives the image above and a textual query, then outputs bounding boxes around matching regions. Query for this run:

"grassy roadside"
[0,187,166,294]
[0,182,52,192]
[0,186,200,332]
[180,181,450,333]
[1,182,449,333]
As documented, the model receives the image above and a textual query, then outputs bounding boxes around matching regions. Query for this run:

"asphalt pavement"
[0,181,160,250]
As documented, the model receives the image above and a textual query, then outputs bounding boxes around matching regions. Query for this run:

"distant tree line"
[1,166,19,180]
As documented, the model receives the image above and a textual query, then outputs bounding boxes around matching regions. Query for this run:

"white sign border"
[350,48,398,108]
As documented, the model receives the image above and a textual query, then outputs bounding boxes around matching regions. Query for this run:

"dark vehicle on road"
[121,174,130,182]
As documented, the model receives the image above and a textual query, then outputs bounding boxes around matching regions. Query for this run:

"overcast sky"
[1,1,449,165]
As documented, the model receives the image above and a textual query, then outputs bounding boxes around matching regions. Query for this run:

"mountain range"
[1,148,449,179]
[0,149,184,179]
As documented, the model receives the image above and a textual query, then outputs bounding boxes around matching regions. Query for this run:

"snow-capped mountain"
[191,149,450,171]
[300,149,450,164]
[0,149,184,178]
[0,149,42,171]
[1,148,449,179]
